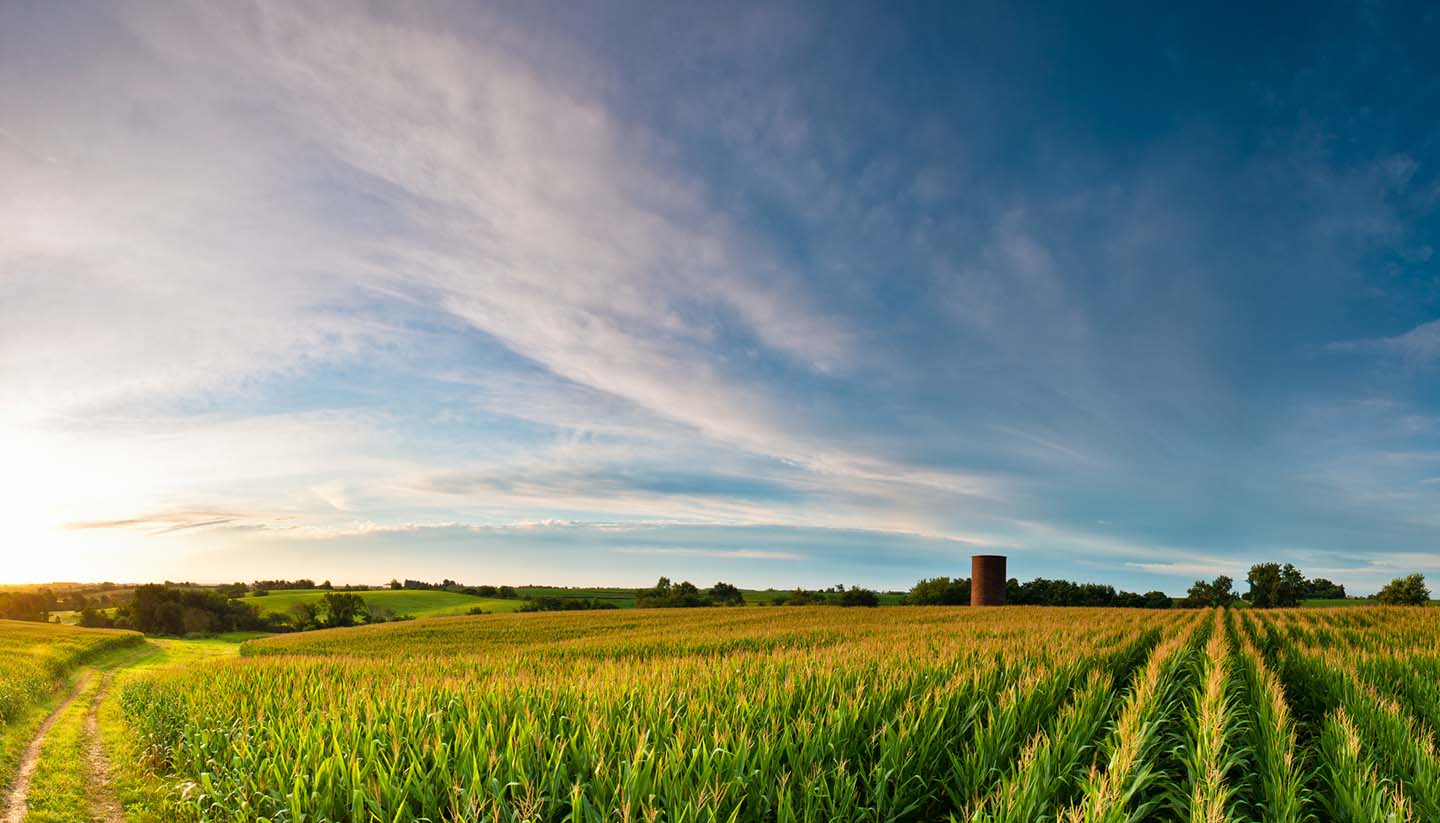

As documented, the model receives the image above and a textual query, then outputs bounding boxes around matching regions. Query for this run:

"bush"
[837,588,880,607]
[1376,574,1429,606]
[781,589,828,606]
[634,578,708,608]
[519,597,618,612]
[906,577,969,605]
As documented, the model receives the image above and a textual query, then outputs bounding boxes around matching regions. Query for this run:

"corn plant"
[1176,611,1243,823]
[1318,708,1412,823]
[1062,614,1203,823]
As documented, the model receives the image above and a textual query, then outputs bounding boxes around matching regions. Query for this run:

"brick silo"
[971,554,1007,606]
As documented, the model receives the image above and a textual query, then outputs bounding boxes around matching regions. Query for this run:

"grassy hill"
[245,589,525,617]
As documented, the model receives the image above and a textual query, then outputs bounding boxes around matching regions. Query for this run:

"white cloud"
[1328,318,1440,363]
[613,546,807,561]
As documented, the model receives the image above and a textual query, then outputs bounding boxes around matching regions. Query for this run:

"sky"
[2,1,1439,594]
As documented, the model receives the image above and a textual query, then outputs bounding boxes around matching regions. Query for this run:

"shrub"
[1376,574,1429,606]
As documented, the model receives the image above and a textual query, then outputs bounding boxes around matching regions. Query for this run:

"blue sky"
[2,1,1438,594]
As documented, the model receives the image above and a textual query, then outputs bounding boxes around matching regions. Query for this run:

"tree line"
[1181,564,1424,608]
[77,585,411,634]
[387,579,521,599]
[905,576,1174,608]
[905,565,1427,609]
[630,578,884,608]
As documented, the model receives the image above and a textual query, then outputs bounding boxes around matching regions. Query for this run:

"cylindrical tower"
[971,554,1007,606]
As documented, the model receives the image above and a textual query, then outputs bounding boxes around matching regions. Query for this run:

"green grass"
[515,586,638,606]
[0,695,50,802]
[22,674,99,823]
[243,588,524,617]
[1301,598,1440,607]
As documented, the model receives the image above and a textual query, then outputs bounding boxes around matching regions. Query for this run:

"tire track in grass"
[0,673,90,823]
[86,671,125,823]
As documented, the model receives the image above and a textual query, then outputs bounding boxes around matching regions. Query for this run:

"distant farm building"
[971,554,1007,606]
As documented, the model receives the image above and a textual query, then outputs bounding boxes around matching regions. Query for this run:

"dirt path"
[0,673,91,823]
[85,672,125,823]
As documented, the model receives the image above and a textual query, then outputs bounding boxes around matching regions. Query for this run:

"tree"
[1142,590,1174,609]
[317,592,366,627]
[781,588,828,606]
[708,581,745,607]
[634,577,708,608]
[906,577,970,605]
[0,590,57,622]
[1302,577,1346,600]
[1247,563,1302,609]
[1280,563,1305,604]
[120,585,263,636]
[837,588,880,607]
[1182,576,1235,608]
[1376,574,1430,606]
[289,601,319,630]
[78,604,115,628]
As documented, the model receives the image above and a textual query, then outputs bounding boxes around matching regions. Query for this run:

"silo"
[971,554,1007,606]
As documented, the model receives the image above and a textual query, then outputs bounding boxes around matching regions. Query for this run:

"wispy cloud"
[613,547,808,561]
[66,511,244,534]
[1329,319,1440,364]
[4,1,1440,593]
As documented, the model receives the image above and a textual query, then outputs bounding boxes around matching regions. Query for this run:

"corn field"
[116,606,1440,822]
[0,619,140,732]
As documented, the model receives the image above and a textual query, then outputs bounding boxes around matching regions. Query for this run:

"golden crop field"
[94,605,1439,822]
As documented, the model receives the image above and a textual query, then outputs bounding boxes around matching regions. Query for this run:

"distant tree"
[182,606,217,635]
[253,579,314,591]
[78,605,115,628]
[635,577,708,608]
[289,601,319,630]
[1376,574,1430,606]
[1142,591,1174,609]
[906,577,970,605]
[1300,577,1346,600]
[519,597,619,612]
[366,603,401,624]
[837,588,880,607]
[0,590,57,622]
[120,585,262,635]
[317,592,366,627]
[781,588,828,606]
[1182,576,1235,608]
[389,579,403,590]
[708,581,745,607]
[1246,563,1302,609]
